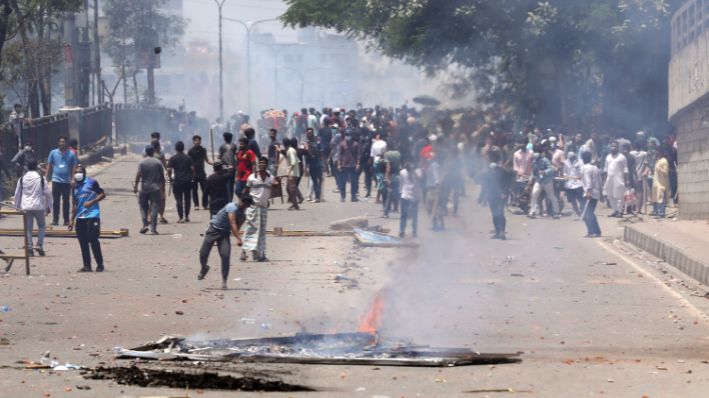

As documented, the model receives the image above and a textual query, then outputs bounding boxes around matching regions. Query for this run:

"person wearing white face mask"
[68,165,106,272]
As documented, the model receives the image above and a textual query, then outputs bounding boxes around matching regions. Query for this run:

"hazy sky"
[183,0,294,52]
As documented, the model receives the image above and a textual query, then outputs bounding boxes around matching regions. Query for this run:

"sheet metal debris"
[353,228,419,248]
[114,333,520,367]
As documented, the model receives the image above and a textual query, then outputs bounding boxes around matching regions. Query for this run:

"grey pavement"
[0,156,707,397]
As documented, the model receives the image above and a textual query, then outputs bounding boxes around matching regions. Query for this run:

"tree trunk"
[0,1,13,77]
[132,71,140,103]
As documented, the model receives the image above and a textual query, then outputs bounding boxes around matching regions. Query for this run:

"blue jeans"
[580,197,601,235]
[399,198,419,236]
[235,180,248,199]
[653,192,666,217]
[25,210,45,250]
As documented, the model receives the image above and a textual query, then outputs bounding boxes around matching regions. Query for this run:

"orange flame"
[358,292,384,335]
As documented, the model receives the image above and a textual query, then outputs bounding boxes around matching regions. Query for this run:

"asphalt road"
[0,155,707,398]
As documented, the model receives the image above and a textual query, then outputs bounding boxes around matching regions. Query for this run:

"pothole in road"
[83,365,316,392]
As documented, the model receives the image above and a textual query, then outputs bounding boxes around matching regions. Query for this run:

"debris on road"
[353,228,419,248]
[84,365,315,392]
[112,333,521,367]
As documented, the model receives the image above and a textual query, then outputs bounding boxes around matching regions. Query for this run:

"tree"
[0,0,82,117]
[282,0,676,133]
[103,0,185,105]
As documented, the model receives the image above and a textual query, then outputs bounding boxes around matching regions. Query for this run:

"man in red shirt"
[235,137,256,199]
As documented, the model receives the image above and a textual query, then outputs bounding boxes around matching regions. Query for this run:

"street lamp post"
[281,67,330,106]
[222,17,277,118]
[214,0,227,123]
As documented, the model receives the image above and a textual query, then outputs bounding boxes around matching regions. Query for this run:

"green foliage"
[283,0,675,132]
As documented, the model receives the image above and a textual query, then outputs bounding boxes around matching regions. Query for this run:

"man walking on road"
[188,135,211,210]
[481,153,513,240]
[285,138,301,210]
[198,197,252,289]
[580,151,602,237]
[46,137,78,226]
[399,160,422,238]
[529,152,559,219]
[242,157,272,262]
[167,141,194,223]
[134,145,165,235]
[603,141,628,218]
[337,129,361,202]
[14,160,51,256]
[305,128,324,202]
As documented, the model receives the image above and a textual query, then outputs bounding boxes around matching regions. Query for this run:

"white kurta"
[603,153,628,212]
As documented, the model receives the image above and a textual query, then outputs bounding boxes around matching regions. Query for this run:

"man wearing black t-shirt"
[188,135,211,210]
[205,160,231,216]
[167,141,194,223]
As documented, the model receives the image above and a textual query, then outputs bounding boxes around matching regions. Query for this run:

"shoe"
[491,233,499,239]
[222,280,228,290]
[257,257,269,262]
[140,227,149,234]
[340,198,345,203]
[351,198,359,202]
[150,230,159,235]
[77,267,92,272]
[36,247,45,257]
[608,212,618,218]
[50,222,58,227]
[96,266,104,272]
[177,219,185,224]
[159,217,169,224]
[185,218,190,223]
[314,199,321,203]
[240,251,248,262]
[399,232,405,238]
[299,198,305,204]
[198,266,210,280]
[552,214,560,219]
[499,233,507,240]
[27,250,34,257]
[194,206,200,211]
[63,221,70,226]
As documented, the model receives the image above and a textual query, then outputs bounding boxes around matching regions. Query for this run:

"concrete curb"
[624,225,709,286]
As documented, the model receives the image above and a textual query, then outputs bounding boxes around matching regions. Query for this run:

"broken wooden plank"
[0,228,129,239]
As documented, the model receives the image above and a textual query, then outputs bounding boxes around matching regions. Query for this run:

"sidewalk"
[624,218,709,286]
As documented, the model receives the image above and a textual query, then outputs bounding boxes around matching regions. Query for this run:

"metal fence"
[79,104,112,148]
[20,113,69,161]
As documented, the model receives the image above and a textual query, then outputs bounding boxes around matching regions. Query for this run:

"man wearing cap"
[134,145,165,234]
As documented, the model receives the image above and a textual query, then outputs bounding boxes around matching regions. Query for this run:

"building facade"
[669,0,709,219]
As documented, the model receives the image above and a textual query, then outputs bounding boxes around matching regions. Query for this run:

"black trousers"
[75,218,103,269]
[192,175,208,208]
[490,199,506,234]
[173,181,192,220]
[199,226,231,281]
[52,182,71,224]
[338,167,358,200]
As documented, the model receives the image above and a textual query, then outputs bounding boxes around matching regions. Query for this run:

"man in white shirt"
[629,141,648,214]
[14,161,52,256]
[241,157,273,262]
[370,133,388,162]
[512,144,533,179]
[399,161,422,238]
[580,151,602,237]
[562,152,584,216]
[603,141,628,217]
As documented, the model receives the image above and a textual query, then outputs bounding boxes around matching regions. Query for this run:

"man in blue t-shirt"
[198,197,252,289]
[46,136,78,226]
[69,165,106,272]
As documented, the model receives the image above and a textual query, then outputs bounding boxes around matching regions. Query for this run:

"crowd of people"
[3,103,678,289]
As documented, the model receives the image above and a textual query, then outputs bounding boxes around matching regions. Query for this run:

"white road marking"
[597,240,709,325]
